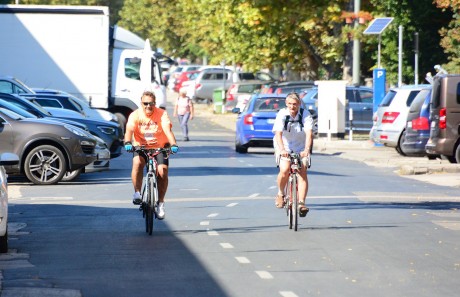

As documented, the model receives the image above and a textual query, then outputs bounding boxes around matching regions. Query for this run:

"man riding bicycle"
[124,91,178,219]
[273,92,313,217]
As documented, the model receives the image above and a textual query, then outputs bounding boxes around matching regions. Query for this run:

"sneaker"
[132,192,141,205]
[157,202,165,220]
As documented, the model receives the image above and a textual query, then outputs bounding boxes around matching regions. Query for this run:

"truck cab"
[426,75,460,163]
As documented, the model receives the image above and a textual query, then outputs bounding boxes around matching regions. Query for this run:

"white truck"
[0,4,166,127]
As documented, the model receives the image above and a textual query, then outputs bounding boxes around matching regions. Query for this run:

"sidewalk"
[194,103,460,188]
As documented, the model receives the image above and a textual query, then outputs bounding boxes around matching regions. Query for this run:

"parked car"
[370,84,430,154]
[0,75,35,95]
[232,94,288,153]
[0,93,123,159]
[0,98,109,180]
[400,87,438,158]
[191,68,275,103]
[263,81,315,94]
[173,70,200,93]
[0,107,97,185]
[224,81,266,112]
[302,86,374,131]
[31,88,119,123]
[426,75,460,163]
[167,64,203,91]
[0,152,19,253]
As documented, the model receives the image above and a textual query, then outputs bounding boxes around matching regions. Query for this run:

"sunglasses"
[142,102,155,107]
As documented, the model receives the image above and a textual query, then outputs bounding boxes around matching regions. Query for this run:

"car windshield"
[0,107,26,120]
[0,99,37,118]
[253,98,286,112]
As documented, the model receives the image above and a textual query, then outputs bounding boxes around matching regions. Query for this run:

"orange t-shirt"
[126,108,172,149]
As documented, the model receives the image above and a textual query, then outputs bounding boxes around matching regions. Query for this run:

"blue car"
[233,94,287,153]
[401,86,438,159]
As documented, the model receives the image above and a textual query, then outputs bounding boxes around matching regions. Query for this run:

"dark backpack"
[283,108,304,131]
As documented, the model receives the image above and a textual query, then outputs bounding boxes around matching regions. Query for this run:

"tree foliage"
[4,0,457,84]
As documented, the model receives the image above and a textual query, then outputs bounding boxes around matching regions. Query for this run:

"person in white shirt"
[272,93,313,217]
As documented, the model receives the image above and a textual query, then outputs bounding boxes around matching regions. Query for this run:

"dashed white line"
[226,203,238,207]
[249,193,259,198]
[220,243,234,249]
[279,291,299,297]
[200,221,210,226]
[235,257,250,264]
[255,270,273,279]
[207,230,219,236]
[207,213,219,218]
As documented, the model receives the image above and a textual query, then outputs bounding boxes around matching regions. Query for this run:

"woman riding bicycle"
[124,91,178,220]
[272,92,313,217]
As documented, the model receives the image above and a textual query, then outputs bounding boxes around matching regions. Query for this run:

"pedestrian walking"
[173,88,194,141]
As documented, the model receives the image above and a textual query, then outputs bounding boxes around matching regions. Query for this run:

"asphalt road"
[2,100,460,297]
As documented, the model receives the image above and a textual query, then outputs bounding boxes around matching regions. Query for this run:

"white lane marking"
[200,221,210,226]
[235,257,250,264]
[246,164,254,167]
[207,213,219,218]
[220,243,234,249]
[255,270,273,279]
[207,230,219,236]
[226,203,238,207]
[269,186,277,190]
[249,193,259,198]
[280,291,299,297]
[179,189,199,191]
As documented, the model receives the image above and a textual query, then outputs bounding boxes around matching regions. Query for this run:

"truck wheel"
[62,168,83,182]
[24,145,66,185]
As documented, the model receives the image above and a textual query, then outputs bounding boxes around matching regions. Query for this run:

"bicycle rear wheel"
[291,175,298,231]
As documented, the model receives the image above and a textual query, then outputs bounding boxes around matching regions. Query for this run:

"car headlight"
[97,126,116,135]
[64,124,92,137]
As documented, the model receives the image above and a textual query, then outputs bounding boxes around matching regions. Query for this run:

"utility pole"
[352,0,361,85]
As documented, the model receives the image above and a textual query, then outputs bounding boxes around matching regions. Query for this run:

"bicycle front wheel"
[291,175,298,231]
[146,176,157,235]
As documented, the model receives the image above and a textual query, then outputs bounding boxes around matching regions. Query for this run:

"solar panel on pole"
[363,17,394,68]
[363,17,394,35]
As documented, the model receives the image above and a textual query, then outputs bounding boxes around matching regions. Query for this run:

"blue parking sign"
[373,68,386,113]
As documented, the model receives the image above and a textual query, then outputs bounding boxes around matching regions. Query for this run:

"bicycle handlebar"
[134,146,172,157]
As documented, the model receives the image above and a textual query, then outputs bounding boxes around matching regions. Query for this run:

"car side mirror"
[232,107,241,114]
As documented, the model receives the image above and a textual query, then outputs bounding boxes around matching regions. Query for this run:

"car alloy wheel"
[24,145,66,185]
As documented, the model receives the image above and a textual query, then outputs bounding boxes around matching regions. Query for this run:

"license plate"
[267,119,275,124]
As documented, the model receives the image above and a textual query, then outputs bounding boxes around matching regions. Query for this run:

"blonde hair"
[286,92,300,103]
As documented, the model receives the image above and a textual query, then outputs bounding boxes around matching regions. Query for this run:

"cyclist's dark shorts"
[134,150,169,166]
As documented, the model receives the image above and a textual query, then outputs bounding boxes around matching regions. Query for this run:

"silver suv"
[370,84,430,154]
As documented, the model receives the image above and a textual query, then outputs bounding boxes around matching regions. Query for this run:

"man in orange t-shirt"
[124,91,178,219]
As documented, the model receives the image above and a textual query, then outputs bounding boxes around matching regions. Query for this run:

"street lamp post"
[352,0,361,85]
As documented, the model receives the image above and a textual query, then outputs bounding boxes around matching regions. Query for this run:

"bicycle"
[283,152,305,231]
[135,146,171,235]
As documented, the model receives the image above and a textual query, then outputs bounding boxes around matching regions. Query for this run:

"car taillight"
[195,83,201,90]
[411,117,429,130]
[382,112,399,123]
[244,114,253,125]
[439,108,446,129]
[226,85,237,101]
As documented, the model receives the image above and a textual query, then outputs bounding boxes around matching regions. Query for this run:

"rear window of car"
[202,72,230,80]
[380,90,396,107]
[405,90,421,107]
[253,98,286,112]
[239,73,256,80]
[238,84,262,93]
[409,89,430,112]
